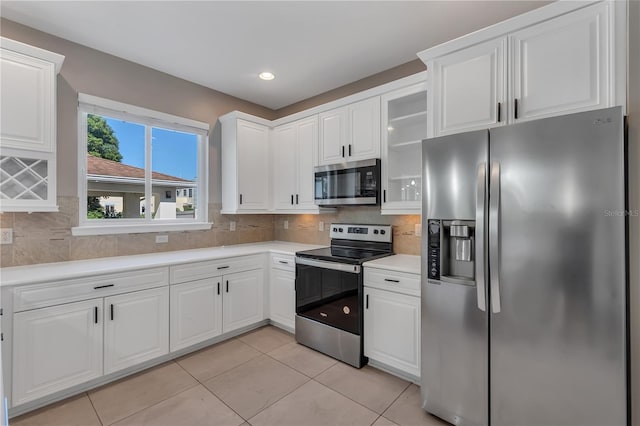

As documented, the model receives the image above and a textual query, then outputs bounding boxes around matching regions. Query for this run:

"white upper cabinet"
[430,37,507,136]
[221,113,271,214]
[0,37,64,212]
[318,108,347,165]
[272,116,321,212]
[419,1,625,137]
[510,2,610,122]
[381,83,427,215]
[319,97,381,165]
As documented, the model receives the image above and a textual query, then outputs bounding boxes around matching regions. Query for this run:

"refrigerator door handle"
[489,161,502,313]
[475,162,487,312]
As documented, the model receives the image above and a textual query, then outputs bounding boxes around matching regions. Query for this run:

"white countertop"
[363,254,421,275]
[0,241,324,287]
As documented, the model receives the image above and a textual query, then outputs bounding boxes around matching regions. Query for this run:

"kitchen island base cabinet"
[364,287,420,378]
[170,278,223,352]
[12,299,103,406]
[103,287,169,375]
[222,269,264,333]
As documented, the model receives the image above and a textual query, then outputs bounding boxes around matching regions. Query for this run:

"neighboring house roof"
[87,155,191,183]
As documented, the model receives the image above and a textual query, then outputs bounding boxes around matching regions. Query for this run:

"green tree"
[87,115,122,218]
[87,114,122,162]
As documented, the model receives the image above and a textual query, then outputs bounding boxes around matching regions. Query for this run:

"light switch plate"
[415,224,422,237]
[155,235,168,243]
[284,220,289,230]
[230,221,236,231]
[0,228,12,245]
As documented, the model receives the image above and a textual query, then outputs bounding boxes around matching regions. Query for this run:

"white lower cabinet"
[13,298,103,405]
[170,278,223,352]
[269,264,295,330]
[222,269,264,333]
[103,287,169,374]
[364,270,421,378]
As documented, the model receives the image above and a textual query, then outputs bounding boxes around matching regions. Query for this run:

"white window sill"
[71,222,213,236]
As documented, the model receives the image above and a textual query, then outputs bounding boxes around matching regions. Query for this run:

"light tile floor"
[11,326,449,426]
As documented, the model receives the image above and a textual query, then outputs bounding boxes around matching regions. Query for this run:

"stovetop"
[296,223,394,265]
[295,246,393,265]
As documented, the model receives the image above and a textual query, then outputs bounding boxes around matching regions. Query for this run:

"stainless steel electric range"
[294,224,393,367]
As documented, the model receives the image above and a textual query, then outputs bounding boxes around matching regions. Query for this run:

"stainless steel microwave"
[314,159,381,206]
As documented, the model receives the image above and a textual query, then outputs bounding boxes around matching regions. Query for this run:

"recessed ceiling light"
[258,71,275,81]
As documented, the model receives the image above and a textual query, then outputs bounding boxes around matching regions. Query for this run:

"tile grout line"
[173,354,251,423]
[308,374,411,420]
[379,382,413,424]
[85,391,105,426]
[243,375,311,425]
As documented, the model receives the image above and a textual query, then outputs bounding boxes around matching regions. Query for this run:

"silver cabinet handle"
[476,162,487,312]
[489,161,501,313]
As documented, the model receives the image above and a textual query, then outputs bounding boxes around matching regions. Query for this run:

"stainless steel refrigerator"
[420,107,628,426]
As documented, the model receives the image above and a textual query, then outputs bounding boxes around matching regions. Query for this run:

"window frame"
[72,94,211,236]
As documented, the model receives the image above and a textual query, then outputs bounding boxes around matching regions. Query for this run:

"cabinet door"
[237,119,270,210]
[510,2,610,122]
[363,287,420,377]
[272,123,297,211]
[381,83,427,214]
[319,107,347,165]
[222,269,264,333]
[295,115,319,209]
[104,287,169,374]
[431,37,507,136]
[0,49,55,153]
[269,268,295,330]
[347,97,381,161]
[13,298,103,405]
[170,278,222,352]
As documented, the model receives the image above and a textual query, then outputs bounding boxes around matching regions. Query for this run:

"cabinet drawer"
[13,267,169,312]
[170,254,265,284]
[271,254,295,272]
[364,268,420,297]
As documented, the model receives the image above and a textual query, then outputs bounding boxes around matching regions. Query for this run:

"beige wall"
[275,59,426,118]
[0,18,278,266]
[0,19,423,267]
[628,0,640,423]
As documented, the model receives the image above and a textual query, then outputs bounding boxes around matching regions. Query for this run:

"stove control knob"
[338,227,344,232]
[380,229,386,235]
[333,227,338,232]
[373,229,379,235]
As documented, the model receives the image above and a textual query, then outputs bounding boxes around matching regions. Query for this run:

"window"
[73,94,210,235]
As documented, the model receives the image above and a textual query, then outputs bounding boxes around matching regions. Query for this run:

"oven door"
[295,257,362,335]
[314,159,380,206]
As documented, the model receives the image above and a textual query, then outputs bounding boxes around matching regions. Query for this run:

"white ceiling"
[1,1,548,110]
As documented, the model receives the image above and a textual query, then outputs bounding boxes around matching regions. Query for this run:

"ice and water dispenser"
[427,219,475,284]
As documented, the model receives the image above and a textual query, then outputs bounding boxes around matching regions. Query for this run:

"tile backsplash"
[0,199,420,267]
[273,206,421,256]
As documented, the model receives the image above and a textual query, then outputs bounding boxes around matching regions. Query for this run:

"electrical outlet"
[415,224,422,237]
[318,221,324,231]
[230,221,236,231]
[155,235,168,244]
[0,228,13,245]
[284,220,289,230]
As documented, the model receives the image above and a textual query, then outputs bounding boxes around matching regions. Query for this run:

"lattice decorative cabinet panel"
[0,37,64,212]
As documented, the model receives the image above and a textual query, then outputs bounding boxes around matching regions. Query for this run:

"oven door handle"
[295,257,361,274]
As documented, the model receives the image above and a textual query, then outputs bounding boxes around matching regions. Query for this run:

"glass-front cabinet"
[381,82,427,214]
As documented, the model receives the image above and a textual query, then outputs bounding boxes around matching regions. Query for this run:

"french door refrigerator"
[421,107,627,426]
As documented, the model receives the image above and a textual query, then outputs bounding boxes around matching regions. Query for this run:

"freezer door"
[421,130,489,426]
[489,107,627,426]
